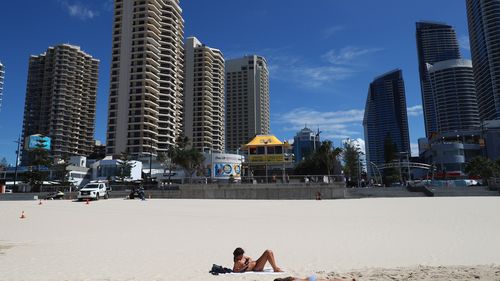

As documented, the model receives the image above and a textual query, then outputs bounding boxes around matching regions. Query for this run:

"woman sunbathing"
[274,276,356,281]
[233,247,283,272]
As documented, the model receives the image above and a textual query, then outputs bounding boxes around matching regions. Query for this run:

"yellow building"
[240,135,293,182]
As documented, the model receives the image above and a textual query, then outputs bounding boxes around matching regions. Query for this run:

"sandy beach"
[1,197,500,281]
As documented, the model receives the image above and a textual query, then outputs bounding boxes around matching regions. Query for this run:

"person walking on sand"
[274,276,356,281]
[233,247,283,273]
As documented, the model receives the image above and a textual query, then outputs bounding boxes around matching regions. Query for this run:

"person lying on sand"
[232,247,283,273]
[274,276,356,281]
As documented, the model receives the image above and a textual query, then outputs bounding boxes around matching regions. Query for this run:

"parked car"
[45,191,65,200]
[77,181,110,201]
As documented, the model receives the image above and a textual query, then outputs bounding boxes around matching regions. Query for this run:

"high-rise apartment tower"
[183,37,225,152]
[466,0,500,121]
[426,59,480,132]
[416,21,461,137]
[21,44,99,159]
[106,0,185,157]
[225,55,270,153]
[0,61,4,112]
[363,70,410,177]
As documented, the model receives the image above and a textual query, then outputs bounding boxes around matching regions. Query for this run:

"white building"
[90,157,142,182]
[183,37,225,152]
[106,0,185,157]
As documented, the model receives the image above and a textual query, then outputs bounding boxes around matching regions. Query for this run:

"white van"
[77,181,110,201]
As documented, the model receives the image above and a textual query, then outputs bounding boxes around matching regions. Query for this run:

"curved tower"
[427,59,480,132]
[363,70,410,176]
[416,21,461,137]
[466,0,500,121]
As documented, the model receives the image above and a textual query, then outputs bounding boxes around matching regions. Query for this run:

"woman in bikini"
[232,247,283,273]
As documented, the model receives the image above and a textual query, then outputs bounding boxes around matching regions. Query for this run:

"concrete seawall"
[1,184,498,201]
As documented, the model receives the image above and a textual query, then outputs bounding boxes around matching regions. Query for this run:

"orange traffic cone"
[85,199,90,205]
[38,200,43,205]
[20,211,26,219]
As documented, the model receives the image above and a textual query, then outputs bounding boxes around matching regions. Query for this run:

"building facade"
[419,131,482,177]
[21,44,99,161]
[0,61,4,112]
[426,59,480,133]
[225,55,270,153]
[106,0,185,157]
[416,21,461,137]
[183,37,225,152]
[241,135,293,182]
[292,126,320,164]
[466,0,500,121]
[363,70,411,177]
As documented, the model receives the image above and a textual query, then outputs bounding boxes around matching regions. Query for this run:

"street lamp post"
[13,136,21,191]
[370,161,382,186]
[398,151,411,186]
[149,142,153,183]
[406,151,410,183]
[263,140,269,184]
[358,154,361,188]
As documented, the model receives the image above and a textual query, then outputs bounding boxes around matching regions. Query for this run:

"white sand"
[1,197,500,281]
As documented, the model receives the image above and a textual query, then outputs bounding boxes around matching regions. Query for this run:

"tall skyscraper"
[183,37,225,152]
[427,59,480,132]
[466,0,500,121]
[106,0,184,157]
[0,61,4,112]
[21,44,99,160]
[416,21,461,137]
[363,70,410,176]
[225,55,270,153]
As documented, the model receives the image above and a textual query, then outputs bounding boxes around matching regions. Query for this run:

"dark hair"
[233,247,244,257]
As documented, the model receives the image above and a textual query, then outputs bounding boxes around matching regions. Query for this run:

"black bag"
[209,264,232,275]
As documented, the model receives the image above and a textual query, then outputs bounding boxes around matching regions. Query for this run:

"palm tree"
[170,136,205,183]
[317,140,342,177]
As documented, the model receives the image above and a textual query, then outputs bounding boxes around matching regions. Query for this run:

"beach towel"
[229,267,285,275]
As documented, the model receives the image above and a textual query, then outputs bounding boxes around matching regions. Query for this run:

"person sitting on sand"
[232,247,283,273]
[274,276,356,281]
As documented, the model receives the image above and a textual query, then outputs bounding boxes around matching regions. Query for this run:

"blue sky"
[0,0,470,164]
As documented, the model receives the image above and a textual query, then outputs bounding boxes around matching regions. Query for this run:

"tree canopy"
[295,140,342,176]
[171,136,205,181]
[465,156,500,185]
[342,140,364,187]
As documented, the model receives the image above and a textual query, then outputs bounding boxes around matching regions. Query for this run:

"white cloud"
[298,65,356,88]
[267,53,363,88]
[226,45,381,89]
[410,143,419,157]
[322,47,383,65]
[459,35,470,51]
[276,108,365,142]
[59,1,98,20]
[407,105,423,117]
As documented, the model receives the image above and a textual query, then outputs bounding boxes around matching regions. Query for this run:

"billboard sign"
[26,135,51,151]
[214,163,241,178]
[204,153,242,179]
